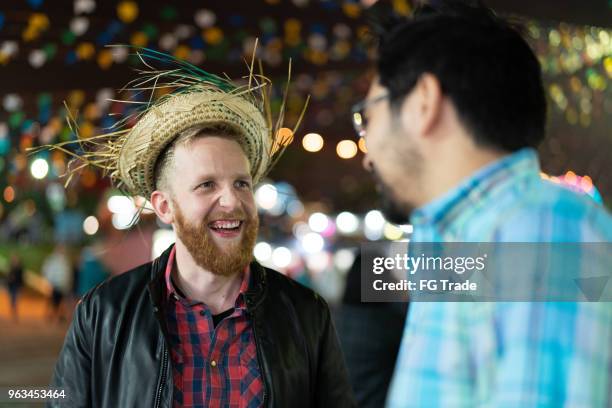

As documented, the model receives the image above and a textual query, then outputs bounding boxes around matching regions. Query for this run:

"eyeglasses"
[351,93,389,138]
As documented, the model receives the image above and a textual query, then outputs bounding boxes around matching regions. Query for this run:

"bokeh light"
[302,133,324,152]
[336,140,358,159]
[30,158,49,179]
[272,246,292,268]
[336,211,359,234]
[308,212,329,233]
[254,242,273,262]
[83,215,99,235]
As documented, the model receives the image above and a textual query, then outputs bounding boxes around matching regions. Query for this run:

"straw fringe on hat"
[118,89,271,198]
[29,44,309,199]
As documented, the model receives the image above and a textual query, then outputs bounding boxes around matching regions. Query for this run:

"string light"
[254,242,273,262]
[117,1,139,23]
[358,137,367,153]
[336,140,358,159]
[3,186,15,203]
[83,215,99,235]
[30,158,49,179]
[302,133,324,152]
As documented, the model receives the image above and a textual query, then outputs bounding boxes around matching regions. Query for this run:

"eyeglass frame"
[351,93,390,139]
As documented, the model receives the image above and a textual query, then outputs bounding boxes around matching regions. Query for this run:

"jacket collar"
[147,243,267,312]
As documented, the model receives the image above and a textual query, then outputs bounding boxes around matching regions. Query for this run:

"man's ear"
[400,73,443,139]
[150,190,174,225]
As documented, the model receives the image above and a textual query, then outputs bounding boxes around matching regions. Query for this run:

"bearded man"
[47,50,355,408]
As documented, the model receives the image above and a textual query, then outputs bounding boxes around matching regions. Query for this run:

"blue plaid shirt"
[386,148,612,407]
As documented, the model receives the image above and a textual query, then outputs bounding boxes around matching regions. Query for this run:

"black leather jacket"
[49,245,356,407]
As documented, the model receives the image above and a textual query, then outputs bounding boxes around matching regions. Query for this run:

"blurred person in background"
[6,253,25,322]
[46,50,355,408]
[356,0,612,406]
[75,245,109,297]
[335,251,407,408]
[42,244,72,323]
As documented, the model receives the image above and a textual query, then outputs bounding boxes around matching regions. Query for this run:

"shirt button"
[210,360,217,367]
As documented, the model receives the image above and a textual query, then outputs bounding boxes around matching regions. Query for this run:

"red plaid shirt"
[164,246,264,408]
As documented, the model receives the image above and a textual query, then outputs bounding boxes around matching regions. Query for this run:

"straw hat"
[118,89,271,198]
[31,46,308,198]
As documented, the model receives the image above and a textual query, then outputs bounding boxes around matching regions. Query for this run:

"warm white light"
[112,212,135,230]
[384,222,403,240]
[159,33,178,51]
[70,17,90,36]
[365,210,385,231]
[336,140,358,159]
[302,133,324,152]
[28,49,47,68]
[111,46,128,63]
[301,232,324,254]
[107,195,136,214]
[254,242,273,262]
[83,215,99,235]
[400,224,414,234]
[74,0,96,14]
[336,211,359,234]
[305,251,329,273]
[308,212,329,233]
[334,249,355,271]
[0,41,18,58]
[272,247,292,268]
[194,9,216,28]
[96,88,113,109]
[30,158,49,179]
[255,184,278,210]
[152,229,176,259]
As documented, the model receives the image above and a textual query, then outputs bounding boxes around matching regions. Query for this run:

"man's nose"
[218,185,239,208]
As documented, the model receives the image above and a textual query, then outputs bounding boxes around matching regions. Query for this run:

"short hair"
[153,123,242,193]
[371,0,547,151]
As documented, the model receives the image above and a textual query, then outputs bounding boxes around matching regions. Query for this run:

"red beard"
[173,201,259,277]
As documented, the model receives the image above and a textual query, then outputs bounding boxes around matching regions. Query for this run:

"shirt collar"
[410,148,540,230]
[164,245,251,309]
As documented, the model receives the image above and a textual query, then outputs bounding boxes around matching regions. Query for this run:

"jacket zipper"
[154,343,168,408]
[250,310,268,407]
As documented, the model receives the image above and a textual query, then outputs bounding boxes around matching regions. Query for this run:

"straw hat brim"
[118,91,270,198]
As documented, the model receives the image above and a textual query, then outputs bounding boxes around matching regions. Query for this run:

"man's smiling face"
[167,135,258,276]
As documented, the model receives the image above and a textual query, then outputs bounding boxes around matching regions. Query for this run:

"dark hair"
[371,0,547,151]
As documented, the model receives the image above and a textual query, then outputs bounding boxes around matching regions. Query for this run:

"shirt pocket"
[239,342,264,406]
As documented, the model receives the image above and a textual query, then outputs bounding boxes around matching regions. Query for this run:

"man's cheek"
[243,199,258,219]
[366,139,385,163]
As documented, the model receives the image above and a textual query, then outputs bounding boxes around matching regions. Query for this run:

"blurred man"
[356,1,612,406]
[75,245,109,297]
[48,51,354,407]
[335,251,407,408]
[6,253,24,322]
[42,245,72,323]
